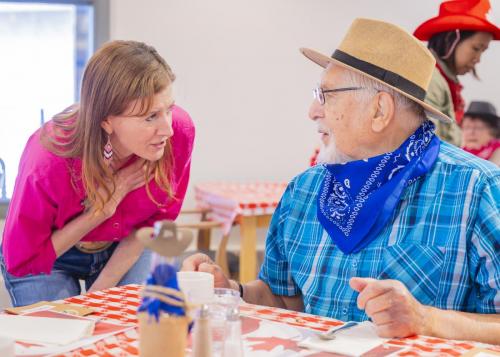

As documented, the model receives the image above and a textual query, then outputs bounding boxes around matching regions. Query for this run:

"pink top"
[2,105,195,277]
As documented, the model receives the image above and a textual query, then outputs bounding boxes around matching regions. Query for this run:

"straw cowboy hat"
[414,0,500,41]
[137,220,193,257]
[300,18,453,123]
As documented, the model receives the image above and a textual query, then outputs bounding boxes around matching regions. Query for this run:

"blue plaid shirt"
[259,142,500,321]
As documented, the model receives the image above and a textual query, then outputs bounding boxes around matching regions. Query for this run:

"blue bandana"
[317,120,440,254]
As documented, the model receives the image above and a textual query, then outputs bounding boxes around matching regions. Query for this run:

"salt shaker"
[222,307,243,357]
[192,304,213,357]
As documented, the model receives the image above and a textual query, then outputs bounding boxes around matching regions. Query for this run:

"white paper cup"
[176,271,214,305]
[0,336,14,357]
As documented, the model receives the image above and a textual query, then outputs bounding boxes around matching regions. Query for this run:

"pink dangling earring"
[103,135,113,164]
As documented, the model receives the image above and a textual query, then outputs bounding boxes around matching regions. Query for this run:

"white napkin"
[0,315,95,345]
[299,321,388,356]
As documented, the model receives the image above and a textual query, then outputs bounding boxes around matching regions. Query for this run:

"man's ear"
[101,117,113,135]
[371,92,395,133]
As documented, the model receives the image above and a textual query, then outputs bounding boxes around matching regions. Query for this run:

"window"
[0,1,102,199]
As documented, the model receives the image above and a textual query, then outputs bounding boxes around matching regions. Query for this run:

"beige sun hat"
[301,17,452,123]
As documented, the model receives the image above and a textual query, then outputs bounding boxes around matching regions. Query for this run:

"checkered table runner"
[56,285,500,356]
[194,182,287,234]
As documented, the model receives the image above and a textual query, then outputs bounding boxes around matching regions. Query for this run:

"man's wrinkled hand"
[350,277,430,338]
[181,253,232,289]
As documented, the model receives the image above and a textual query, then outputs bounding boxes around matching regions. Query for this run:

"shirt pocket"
[380,243,445,306]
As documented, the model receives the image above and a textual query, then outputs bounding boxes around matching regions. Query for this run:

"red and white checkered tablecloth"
[194,182,287,234]
[54,285,500,357]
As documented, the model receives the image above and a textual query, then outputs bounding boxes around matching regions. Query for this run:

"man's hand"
[182,254,305,311]
[350,277,430,338]
[181,253,233,289]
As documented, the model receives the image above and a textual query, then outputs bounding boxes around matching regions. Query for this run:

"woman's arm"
[87,230,144,293]
[51,210,109,257]
[51,159,145,257]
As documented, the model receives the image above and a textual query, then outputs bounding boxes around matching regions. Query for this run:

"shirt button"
[342,307,348,315]
[113,222,120,229]
[352,260,358,268]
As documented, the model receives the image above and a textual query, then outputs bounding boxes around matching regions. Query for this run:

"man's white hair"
[337,65,427,126]
[316,127,355,164]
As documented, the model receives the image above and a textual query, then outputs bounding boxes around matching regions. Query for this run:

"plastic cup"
[210,288,241,356]
[176,271,214,305]
[213,288,240,308]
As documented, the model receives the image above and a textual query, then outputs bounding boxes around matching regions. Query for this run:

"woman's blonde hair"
[41,40,176,211]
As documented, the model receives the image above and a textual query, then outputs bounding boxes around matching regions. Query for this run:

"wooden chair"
[177,208,232,276]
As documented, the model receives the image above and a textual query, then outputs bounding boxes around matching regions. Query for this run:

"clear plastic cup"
[210,288,240,356]
[213,288,240,308]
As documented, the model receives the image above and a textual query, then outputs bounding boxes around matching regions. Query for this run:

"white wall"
[110,0,500,208]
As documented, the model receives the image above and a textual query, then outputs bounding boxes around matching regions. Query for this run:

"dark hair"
[428,30,478,78]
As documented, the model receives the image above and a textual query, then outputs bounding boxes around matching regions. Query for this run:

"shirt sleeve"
[258,180,301,297]
[468,174,500,313]
[135,105,195,228]
[2,174,58,276]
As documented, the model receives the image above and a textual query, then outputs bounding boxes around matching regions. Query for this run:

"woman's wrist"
[85,208,111,226]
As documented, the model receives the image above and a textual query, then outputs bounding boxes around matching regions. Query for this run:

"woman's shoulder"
[429,68,449,90]
[428,68,453,99]
[172,105,195,131]
[171,105,195,150]
[19,126,75,181]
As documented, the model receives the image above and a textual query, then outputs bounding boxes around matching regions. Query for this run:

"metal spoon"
[318,321,359,340]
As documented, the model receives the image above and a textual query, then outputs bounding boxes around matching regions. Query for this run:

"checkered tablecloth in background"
[55,285,500,357]
[194,182,287,234]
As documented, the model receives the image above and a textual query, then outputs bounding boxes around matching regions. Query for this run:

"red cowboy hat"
[414,0,500,40]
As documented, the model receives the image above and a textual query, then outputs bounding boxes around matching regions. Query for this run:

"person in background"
[1,40,195,307]
[183,18,500,344]
[413,0,499,146]
[309,148,320,166]
[462,100,500,164]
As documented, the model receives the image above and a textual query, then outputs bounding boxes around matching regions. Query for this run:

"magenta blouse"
[2,105,195,277]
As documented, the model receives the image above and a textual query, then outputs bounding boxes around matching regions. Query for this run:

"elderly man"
[184,18,500,344]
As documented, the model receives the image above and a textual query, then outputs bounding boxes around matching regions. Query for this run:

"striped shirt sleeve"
[259,181,301,297]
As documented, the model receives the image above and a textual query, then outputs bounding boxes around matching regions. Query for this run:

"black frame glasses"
[313,86,364,105]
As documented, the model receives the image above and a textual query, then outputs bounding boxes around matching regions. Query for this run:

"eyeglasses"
[313,86,364,105]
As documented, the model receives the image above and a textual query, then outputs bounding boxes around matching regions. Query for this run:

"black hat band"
[332,50,427,101]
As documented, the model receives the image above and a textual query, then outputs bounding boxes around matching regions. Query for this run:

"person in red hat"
[414,0,500,147]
